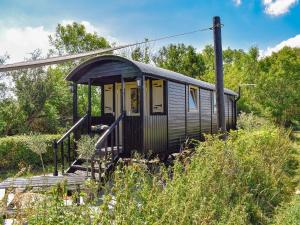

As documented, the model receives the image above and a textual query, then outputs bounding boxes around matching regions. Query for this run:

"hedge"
[0,134,61,171]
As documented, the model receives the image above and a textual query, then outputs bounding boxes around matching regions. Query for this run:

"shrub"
[272,195,300,225]
[22,114,299,224]
[24,133,50,175]
[97,125,297,224]
[0,134,60,171]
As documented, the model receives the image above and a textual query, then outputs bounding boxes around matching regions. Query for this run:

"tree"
[49,22,112,117]
[76,135,99,177]
[24,133,48,176]
[153,44,205,79]
[8,50,58,133]
[0,54,10,100]
[201,45,215,83]
[257,47,300,125]
[131,39,151,63]
[49,22,110,55]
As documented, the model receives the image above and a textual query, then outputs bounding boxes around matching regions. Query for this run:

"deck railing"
[53,114,88,176]
[95,112,125,164]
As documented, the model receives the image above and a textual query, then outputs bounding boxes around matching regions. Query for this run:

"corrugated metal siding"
[168,81,186,152]
[232,98,236,128]
[211,92,218,133]
[224,95,229,130]
[228,97,232,129]
[228,96,234,130]
[144,115,168,154]
[124,116,142,152]
[200,89,212,134]
[186,86,201,140]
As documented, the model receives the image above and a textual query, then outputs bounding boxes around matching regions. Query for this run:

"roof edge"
[66,54,238,96]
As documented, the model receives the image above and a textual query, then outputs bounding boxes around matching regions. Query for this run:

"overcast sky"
[0,0,299,63]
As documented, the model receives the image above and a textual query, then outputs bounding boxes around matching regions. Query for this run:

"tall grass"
[22,114,298,224]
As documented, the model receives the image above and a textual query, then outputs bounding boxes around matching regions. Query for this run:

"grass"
[1,115,299,224]
[21,114,299,225]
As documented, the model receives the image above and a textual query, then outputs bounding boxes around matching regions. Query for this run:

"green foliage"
[0,54,10,100]
[0,134,60,171]
[257,47,300,126]
[76,135,98,160]
[49,22,110,55]
[153,43,206,79]
[48,21,109,118]
[22,115,298,224]
[25,180,100,225]
[0,99,25,135]
[24,133,49,175]
[0,22,111,136]
[200,45,300,126]
[5,50,63,135]
[272,195,300,225]
[131,39,151,63]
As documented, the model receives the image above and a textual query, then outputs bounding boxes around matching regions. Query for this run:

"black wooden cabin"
[53,55,237,176]
[68,54,237,153]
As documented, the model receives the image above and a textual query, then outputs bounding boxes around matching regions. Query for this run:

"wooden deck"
[0,146,123,191]
[0,175,86,190]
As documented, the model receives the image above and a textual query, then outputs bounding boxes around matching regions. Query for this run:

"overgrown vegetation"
[24,133,50,176]
[8,114,297,224]
[76,135,99,176]
[0,134,60,172]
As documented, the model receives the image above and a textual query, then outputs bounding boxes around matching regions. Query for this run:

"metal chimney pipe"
[213,16,226,133]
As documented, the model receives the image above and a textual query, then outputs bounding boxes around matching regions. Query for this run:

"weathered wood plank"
[0,175,85,189]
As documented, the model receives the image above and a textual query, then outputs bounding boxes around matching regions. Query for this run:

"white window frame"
[125,83,140,116]
[213,92,217,114]
[151,79,165,115]
[188,85,199,112]
[104,84,113,114]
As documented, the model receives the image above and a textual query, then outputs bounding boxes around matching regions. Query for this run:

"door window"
[104,84,113,114]
[130,87,140,114]
[151,80,165,114]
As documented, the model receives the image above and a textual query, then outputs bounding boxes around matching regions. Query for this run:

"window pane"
[130,88,139,113]
[189,87,198,110]
[152,80,164,113]
[104,84,113,114]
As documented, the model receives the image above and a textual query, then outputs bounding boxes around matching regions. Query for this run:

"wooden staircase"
[53,112,125,182]
[66,146,123,180]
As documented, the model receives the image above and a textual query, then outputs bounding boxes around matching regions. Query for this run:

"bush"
[23,114,298,224]
[272,195,300,225]
[0,134,60,171]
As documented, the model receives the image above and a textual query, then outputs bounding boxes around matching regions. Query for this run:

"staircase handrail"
[57,114,88,144]
[95,112,125,150]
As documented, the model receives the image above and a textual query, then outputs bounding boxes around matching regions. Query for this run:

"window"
[213,92,217,114]
[104,84,113,114]
[188,86,199,112]
[151,80,165,114]
[130,87,139,114]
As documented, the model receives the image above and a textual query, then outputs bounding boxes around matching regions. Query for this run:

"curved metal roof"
[66,55,237,96]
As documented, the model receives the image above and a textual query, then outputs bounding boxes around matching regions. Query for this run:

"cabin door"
[115,82,142,153]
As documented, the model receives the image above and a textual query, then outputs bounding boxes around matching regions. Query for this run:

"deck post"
[53,140,58,176]
[88,79,92,135]
[139,75,145,153]
[72,82,79,156]
[73,82,78,124]
[213,16,226,133]
[121,76,125,113]
[121,76,125,153]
